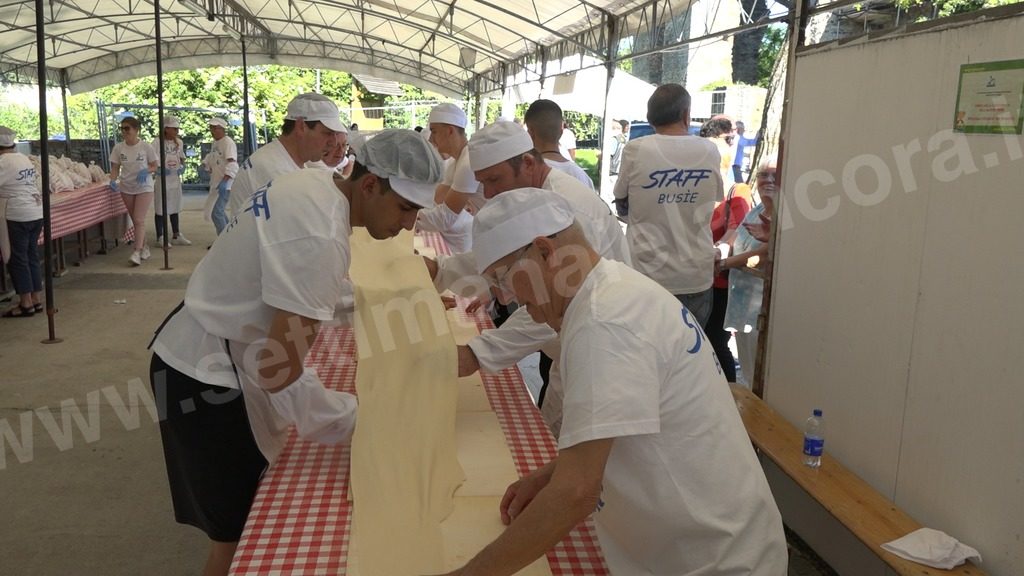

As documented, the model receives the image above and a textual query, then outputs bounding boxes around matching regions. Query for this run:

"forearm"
[460,478,594,576]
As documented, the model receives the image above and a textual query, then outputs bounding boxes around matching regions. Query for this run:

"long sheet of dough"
[349,229,466,575]
[349,231,552,576]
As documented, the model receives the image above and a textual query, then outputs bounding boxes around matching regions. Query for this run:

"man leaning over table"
[422,120,629,438]
[428,187,787,576]
[149,130,444,576]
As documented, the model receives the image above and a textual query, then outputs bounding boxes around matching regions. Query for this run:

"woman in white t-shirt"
[152,116,190,247]
[0,126,44,317]
[109,116,158,266]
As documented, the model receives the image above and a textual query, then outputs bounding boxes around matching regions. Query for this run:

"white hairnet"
[355,129,445,207]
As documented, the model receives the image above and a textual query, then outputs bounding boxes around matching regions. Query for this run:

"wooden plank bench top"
[730,384,987,576]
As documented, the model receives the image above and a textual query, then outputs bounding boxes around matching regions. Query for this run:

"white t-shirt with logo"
[151,168,352,461]
[110,141,157,194]
[559,258,788,576]
[0,153,42,222]
[612,134,722,295]
[229,139,300,216]
[206,135,238,182]
[545,157,594,191]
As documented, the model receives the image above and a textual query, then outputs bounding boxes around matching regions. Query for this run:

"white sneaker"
[171,234,192,246]
[140,245,151,260]
[156,236,171,249]
[129,251,142,266]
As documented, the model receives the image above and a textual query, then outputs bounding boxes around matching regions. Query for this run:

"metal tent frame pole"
[155,0,172,270]
[35,0,61,343]
[242,35,253,156]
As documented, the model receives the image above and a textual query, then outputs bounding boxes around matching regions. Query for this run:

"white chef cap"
[468,120,535,172]
[472,187,575,273]
[208,117,228,128]
[428,103,468,129]
[356,129,444,208]
[285,93,347,133]
[0,126,15,147]
[162,115,180,128]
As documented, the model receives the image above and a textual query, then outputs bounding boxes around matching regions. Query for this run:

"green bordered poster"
[953,59,1024,134]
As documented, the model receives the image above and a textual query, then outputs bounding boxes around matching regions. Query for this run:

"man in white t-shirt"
[524,100,594,191]
[228,93,348,216]
[436,187,787,576]
[417,103,483,252]
[613,83,723,326]
[424,120,629,436]
[149,129,443,576]
[203,117,239,235]
[558,124,577,160]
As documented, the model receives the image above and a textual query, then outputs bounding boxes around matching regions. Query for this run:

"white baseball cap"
[285,93,347,133]
[208,117,228,128]
[428,103,468,129]
[356,129,445,208]
[0,126,15,147]
[468,120,535,171]
[162,115,180,129]
[472,187,575,273]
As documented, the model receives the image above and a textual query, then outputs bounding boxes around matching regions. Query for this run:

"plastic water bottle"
[803,409,825,468]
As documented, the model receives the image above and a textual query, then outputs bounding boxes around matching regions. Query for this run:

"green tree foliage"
[757,25,787,89]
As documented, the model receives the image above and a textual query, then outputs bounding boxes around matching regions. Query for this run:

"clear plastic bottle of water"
[803,409,825,468]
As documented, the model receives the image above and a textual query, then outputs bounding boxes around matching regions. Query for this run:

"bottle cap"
[813,409,823,417]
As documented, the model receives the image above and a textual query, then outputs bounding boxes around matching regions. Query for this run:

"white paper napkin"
[881,527,981,570]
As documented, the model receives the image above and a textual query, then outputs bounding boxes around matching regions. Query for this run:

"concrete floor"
[0,206,834,575]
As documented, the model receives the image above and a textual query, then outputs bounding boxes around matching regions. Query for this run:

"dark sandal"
[33,303,44,313]
[3,306,35,318]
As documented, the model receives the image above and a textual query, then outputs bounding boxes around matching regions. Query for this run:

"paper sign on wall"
[953,59,1024,134]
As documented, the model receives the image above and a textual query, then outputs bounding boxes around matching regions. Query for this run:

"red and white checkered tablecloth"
[44,183,130,242]
[230,232,607,575]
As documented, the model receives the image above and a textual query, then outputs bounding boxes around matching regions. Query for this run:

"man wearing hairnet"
[227,93,348,217]
[423,120,629,437]
[430,187,787,576]
[149,129,444,576]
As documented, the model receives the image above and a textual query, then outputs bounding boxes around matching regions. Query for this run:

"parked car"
[627,121,702,140]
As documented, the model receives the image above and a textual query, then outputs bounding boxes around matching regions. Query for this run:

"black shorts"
[150,353,268,542]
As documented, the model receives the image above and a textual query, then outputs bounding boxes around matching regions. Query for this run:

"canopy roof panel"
[0,0,685,96]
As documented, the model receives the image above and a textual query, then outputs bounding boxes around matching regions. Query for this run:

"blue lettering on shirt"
[642,168,712,189]
[681,308,703,354]
[241,182,272,220]
[16,167,36,182]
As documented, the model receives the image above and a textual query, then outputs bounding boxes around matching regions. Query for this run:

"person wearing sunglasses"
[109,116,158,266]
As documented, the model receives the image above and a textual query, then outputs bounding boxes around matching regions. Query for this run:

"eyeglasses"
[756,170,777,181]
[488,244,533,292]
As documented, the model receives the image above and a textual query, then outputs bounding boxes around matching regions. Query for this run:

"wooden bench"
[730,384,987,576]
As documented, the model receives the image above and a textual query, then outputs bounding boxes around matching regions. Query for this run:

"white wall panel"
[764,13,1024,576]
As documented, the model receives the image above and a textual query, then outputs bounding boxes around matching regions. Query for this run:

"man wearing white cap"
[228,92,348,217]
[202,117,239,235]
[417,102,480,252]
[149,129,443,576]
[152,115,190,247]
[435,187,787,576]
[425,120,629,436]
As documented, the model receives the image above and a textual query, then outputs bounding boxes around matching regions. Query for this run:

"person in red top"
[705,182,751,382]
